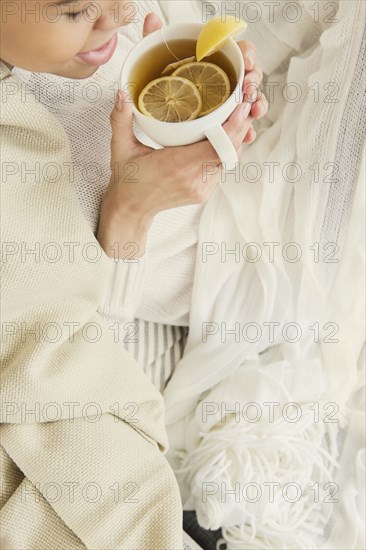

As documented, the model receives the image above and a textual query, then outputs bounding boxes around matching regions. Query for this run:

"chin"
[54,63,99,80]
[74,65,100,79]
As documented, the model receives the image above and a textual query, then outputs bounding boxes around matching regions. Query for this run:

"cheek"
[4,20,92,70]
[37,22,92,63]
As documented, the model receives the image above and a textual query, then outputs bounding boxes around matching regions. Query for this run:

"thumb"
[110,89,139,156]
[143,13,163,37]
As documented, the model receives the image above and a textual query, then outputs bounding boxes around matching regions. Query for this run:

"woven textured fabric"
[0,414,184,549]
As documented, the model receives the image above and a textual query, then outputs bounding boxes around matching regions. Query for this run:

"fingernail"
[246,51,256,69]
[242,102,251,118]
[243,81,258,103]
[249,90,258,101]
[115,91,124,111]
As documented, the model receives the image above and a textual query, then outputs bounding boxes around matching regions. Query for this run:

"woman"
[0,0,267,547]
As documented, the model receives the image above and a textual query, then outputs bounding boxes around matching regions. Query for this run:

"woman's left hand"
[237,40,268,143]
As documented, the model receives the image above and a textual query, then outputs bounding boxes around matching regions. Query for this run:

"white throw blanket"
[163,1,366,548]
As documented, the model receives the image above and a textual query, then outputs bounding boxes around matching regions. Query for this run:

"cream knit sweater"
[0,59,168,451]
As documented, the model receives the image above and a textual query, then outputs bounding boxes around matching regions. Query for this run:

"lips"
[76,32,118,66]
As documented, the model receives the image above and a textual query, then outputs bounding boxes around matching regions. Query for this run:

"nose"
[93,0,137,31]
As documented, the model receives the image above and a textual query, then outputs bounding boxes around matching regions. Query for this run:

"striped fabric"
[116,319,189,392]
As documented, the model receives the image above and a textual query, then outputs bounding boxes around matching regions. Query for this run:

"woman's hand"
[97,14,268,259]
[238,39,268,143]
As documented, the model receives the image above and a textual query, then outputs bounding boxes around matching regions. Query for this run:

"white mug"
[120,23,245,169]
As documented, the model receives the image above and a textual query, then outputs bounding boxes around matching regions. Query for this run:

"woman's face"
[0,0,135,78]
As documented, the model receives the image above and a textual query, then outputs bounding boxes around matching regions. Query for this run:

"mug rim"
[119,22,245,128]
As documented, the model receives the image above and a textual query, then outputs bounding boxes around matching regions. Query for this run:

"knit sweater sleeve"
[98,256,146,321]
[0,62,168,451]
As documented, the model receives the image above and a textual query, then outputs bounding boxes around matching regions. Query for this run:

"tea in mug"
[128,39,237,123]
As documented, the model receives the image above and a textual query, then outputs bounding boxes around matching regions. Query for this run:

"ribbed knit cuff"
[98,256,146,322]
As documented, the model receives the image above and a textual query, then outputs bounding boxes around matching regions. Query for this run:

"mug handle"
[204,124,239,170]
[133,119,164,149]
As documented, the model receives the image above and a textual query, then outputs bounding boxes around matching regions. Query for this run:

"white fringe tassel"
[173,403,341,550]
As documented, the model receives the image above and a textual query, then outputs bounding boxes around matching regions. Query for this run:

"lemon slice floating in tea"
[161,56,196,76]
[196,16,247,61]
[172,62,230,116]
[138,76,202,122]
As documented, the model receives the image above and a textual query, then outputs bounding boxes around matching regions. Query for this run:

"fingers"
[243,126,256,144]
[237,39,257,72]
[244,66,263,95]
[244,64,264,85]
[243,65,264,104]
[187,102,254,163]
[237,39,266,122]
[240,93,268,146]
[249,93,269,119]
[241,93,268,145]
[223,102,254,152]
[186,99,256,166]
[143,13,163,37]
[242,61,267,121]
[173,105,256,180]
[110,90,140,162]
[237,40,263,83]
[182,138,224,169]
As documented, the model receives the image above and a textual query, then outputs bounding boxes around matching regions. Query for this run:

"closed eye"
[65,3,97,21]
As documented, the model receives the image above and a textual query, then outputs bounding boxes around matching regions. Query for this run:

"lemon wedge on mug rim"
[138,76,202,123]
[172,62,231,117]
[196,16,247,61]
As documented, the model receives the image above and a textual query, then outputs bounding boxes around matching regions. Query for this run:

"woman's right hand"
[97,90,256,260]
